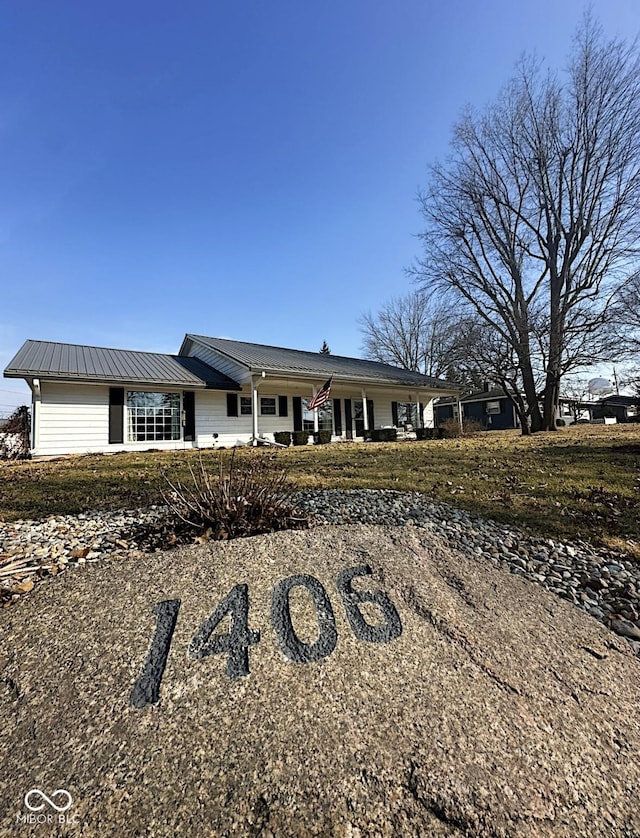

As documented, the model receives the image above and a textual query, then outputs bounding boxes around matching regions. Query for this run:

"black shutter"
[293,397,303,432]
[109,387,124,444]
[392,401,398,427]
[333,398,342,435]
[226,393,238,417]
[418,402,424,427]
[367,400,375,431]
[344,399,353,437]
[183,392,195,441]
[278,395,288,417]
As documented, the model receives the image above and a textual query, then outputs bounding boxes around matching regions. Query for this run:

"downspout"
[362,389,369,433]
[32,378,41,454]
[456,396,463,433]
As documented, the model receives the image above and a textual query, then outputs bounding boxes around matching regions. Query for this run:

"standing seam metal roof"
[184,334,462,390]
[3,340,241,389]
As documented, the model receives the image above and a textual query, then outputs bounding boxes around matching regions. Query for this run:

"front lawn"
[1,424,639,553]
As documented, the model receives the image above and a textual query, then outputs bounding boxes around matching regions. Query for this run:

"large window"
[303,398,332,433]
[397,403,418,428]
[127,392,180,442]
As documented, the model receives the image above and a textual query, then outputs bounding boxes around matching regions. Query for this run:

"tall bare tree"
[359,291,463,379]
[617,270,640,349]
[412,17,640,431]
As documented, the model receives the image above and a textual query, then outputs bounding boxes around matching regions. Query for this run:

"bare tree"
[359,291,463,378]
[560,375,590,423]
[619,365,640,397]
[451,316,533,431]
[0,405,30,460]
[412,17,640,431]
[616,270,640,349]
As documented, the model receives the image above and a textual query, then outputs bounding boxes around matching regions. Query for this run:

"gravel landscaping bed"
[1,488,639,654]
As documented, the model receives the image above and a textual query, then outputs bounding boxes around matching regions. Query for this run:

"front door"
[354,400,364,437]
[353,400,374,437]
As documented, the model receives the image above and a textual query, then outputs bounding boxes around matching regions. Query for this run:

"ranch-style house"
[4,335,464,457]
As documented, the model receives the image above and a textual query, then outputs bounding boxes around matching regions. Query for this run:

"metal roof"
[4,340,241,390]
[184,335,463,391]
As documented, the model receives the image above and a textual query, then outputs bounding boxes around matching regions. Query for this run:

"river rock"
[0,524,639,837]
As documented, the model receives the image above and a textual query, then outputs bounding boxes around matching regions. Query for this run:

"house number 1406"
[130,565,402,709]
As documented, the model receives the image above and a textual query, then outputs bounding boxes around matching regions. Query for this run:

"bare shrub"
[0,406,31,460]
[161,449,309,540]
[462,419,484,436]
[439,418,484,438]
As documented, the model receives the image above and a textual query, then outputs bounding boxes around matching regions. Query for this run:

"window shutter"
[391,401,398,426]
[109,387,124,444]
[226,393,238,417]
[183,392,195,441]
[278,395,288,417]
[418,402,424,428]
[293,397,303,432]
[344,399,353,437]
[333,398,342,435]
[367,400,375,431]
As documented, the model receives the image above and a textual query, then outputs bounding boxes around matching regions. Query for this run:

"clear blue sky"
[1,0,639,412]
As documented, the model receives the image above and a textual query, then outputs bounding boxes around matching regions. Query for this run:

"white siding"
[33,379,448,455]
[36,382,195,456]
[195,389,255,448]
[195,386,298,447]
[37,382,110,455]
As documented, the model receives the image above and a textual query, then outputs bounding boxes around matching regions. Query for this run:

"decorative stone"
[1,525,639,836]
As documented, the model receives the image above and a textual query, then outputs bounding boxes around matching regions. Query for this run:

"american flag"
[307,377,333,411]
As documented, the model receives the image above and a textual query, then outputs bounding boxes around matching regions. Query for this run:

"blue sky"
[1,0,639,412]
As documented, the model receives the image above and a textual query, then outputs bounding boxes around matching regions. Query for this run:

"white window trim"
[260,396,277,416]
[126,390,182,443]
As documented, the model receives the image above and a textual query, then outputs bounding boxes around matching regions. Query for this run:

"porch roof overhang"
[249,368,463,397]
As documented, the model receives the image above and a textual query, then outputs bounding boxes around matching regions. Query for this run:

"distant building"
[435,385,520,430]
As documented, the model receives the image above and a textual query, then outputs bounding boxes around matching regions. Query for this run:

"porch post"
[456,397,463,432]
[362,389,369,432]
[311,386,319,433]
[415,391,422,428]
[252,376,260,444]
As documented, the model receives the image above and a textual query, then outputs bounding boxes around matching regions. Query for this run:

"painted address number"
[130,565,402,709]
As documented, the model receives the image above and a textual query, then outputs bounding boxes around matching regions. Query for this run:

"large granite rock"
[0,525,638,837]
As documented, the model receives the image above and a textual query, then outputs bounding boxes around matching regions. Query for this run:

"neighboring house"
[558,395,638,424]
[3,336,463,457]
[591,394,637,423]
[435,386,520,430]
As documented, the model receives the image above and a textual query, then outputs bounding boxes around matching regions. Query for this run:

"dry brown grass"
[1,423,638,551]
